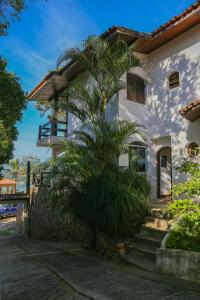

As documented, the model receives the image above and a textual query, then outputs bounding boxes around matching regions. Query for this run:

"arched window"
[169,72,180,89]
[129,142,147,173]
[187,142,199,158]
[127,73,145,104]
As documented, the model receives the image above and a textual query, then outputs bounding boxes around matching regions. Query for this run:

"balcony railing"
[37,119,68,147]
[38,120,67,140]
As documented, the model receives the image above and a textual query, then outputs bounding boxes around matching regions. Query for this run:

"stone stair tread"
[127,241,156,256]
[142,222,168,231]
[139,227,167,243]
[124,249,156,272]
[138,229,164,241]
[146,216,172,222]
[136,233,161,244]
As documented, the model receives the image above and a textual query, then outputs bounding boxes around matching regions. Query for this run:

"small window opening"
[169,72,180,89]
[187,142,199,158]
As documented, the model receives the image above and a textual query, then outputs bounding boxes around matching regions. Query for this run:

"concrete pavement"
[0,220,200,300]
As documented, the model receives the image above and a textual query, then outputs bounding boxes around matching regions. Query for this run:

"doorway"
[157,147,172,198]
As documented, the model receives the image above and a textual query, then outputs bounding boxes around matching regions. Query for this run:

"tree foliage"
[44,37,150,246]
[166,160,200,251]
[0,56,26,165]
[173,160,200,198]
[0,0,25,35]
[57,36,140,121]
[70,168,150,240]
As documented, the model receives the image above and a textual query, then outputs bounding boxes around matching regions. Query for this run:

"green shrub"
[166,210,200,252]
[166,160,200,252]
[173,180,200,198]
[69,168,150,241]
[168,199,200,218]
[173,161,200,198]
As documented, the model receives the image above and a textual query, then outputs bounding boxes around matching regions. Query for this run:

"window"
[161,155,168,168]
[169,72,179,89]
[129,142,147,172]
[127,73,145,104]
[187,142,199,158]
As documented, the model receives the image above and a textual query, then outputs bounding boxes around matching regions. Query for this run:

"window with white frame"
[129,142,147,173]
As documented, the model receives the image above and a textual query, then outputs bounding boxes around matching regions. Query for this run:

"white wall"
[66,24,200,200]
[118,23,200,199]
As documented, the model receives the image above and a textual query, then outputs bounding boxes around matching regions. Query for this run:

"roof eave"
[180,99,200,121]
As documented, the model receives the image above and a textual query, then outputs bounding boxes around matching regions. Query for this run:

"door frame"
[157,146,172,198]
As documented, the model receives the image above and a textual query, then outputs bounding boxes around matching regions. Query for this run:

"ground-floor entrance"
[157,146,172,198]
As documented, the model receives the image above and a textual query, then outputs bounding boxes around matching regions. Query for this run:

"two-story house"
[29,1,200,202]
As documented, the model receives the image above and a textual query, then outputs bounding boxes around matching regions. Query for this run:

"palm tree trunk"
[102,95,107,120]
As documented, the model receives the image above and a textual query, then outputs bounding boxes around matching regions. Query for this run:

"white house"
[29,1,200,202]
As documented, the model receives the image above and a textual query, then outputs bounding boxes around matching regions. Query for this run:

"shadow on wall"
[148,50,200,165]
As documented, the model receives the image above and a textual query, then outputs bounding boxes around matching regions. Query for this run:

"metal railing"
[38,119,67,140]
[32,171,51,187]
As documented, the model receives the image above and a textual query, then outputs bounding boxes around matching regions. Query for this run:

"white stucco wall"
[118,23,200,199]
[66,24,200,200]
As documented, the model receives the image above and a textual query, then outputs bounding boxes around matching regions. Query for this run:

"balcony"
[37,119,68,147]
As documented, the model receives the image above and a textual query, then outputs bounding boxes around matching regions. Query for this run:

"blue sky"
[0,0,194,159]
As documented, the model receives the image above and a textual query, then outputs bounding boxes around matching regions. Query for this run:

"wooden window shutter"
[127,73,145,104]
[169,72,179,89]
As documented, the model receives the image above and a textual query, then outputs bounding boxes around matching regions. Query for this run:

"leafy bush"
[166,160,200,252]
[166,211,200,252]
[173,180,200,198]
[69,168,150,241]
[168,199,200,218]
[173,161,200,198]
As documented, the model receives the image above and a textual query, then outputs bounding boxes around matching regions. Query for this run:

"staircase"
[125,206,173,271]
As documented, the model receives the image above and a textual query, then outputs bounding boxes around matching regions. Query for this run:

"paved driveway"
[0,223,200,299]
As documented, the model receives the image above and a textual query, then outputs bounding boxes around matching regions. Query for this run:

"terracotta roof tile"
[0,179,16,185]
[180,98,200,121]
[152,0,200,37]
[101,26,149,39]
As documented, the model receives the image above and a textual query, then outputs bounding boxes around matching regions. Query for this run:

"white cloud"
[1,0,100,92]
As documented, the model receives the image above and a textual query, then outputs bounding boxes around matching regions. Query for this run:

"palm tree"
[57,36,140,122]
[73,119,142,173]
[50,36,150,248]
[68,120,149,247]
[50,119,149,248]
[10,159,20,182]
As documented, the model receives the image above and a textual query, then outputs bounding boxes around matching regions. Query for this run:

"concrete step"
[124,224,167,272]
[144,216,173,231]
[135,232,161,248]
[140,226,167,241]
[127,240,156,257]
[124,248,156,272]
